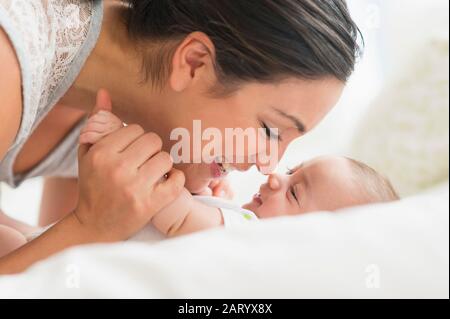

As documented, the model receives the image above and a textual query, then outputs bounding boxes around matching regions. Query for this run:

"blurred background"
[1,0,449,225]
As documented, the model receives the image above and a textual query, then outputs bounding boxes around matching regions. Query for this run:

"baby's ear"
[90,89,113,118]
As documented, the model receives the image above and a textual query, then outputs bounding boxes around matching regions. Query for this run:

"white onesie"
[132,196,258,242]
[194,196,259,227]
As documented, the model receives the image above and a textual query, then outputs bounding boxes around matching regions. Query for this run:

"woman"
[0,0,361,273]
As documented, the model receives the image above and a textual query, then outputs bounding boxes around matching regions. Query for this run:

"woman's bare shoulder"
[0,26,22,161]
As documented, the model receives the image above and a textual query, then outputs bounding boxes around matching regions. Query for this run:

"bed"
[0,183,448,298]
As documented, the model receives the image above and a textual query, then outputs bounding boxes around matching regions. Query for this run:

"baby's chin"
[242,201,261,217]
[242,202,256,213]
[242,201,254,212]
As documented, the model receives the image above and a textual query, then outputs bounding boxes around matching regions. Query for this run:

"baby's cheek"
[259,198,288,218]
[258,200,280,218]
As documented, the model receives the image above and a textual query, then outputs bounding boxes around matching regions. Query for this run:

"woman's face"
[154,76,345,194]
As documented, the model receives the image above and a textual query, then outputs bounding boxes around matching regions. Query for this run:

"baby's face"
[243,156,361,218]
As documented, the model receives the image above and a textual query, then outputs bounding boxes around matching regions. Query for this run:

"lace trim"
[0,0,103,186]
[0,0,95,138]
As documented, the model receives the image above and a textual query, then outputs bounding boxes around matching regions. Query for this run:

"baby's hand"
[79,111,124,145]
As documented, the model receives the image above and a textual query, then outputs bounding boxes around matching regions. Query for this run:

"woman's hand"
[74,90,185,241]
[0,90,185,274]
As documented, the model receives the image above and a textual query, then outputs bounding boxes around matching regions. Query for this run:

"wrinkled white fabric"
[0,184,447,298]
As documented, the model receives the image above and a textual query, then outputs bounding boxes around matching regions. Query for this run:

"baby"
[0,112,399,256]
[79,111,400,237]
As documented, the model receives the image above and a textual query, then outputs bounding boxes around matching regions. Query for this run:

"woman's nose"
[255,155,280,175]
[233,162,254,172]
[255,137,294,175]
[233,156,278,174]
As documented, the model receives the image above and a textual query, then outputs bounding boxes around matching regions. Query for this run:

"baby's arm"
[151,189,223,237]
[80,112,224,238]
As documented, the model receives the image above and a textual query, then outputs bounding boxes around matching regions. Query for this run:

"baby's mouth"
[253,193,263,206]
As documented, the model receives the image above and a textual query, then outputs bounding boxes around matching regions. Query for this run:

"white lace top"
[0,0,103,187]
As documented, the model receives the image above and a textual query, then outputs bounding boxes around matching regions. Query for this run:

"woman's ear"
[170,32,216,92]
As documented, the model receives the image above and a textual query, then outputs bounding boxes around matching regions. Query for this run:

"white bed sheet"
[0,184,448,299]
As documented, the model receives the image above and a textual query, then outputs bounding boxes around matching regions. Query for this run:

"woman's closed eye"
[286,163,304,176]
[260,121,281,141]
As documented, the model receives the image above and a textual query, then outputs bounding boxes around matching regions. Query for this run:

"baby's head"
[243,156,399,218]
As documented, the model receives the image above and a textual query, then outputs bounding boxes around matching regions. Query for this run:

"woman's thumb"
[90,89,113,117]
[79,89,113,159]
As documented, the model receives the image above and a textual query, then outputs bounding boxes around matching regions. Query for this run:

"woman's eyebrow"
[274,108,306,133]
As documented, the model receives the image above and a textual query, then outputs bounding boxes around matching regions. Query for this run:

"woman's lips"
[252,193,263,206]
[210,160,235,179]
[210,162,226,179]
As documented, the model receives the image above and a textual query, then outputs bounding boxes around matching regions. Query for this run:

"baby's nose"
[268,174,281,190]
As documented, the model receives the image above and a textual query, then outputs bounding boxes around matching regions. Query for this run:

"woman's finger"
[78,143,90,162]
[78,90,113,157]
[154,169,186,203]
[122,132,163,168]
[139,151,174,186]
[93,124,145,153]
[90,89,113,117]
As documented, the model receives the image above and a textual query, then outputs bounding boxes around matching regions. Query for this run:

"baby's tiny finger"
[79,132,105,145]
[83,122,109,134]
[88,111,108,122]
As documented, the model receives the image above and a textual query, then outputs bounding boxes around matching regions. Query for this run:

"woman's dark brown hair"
[124,0,362,93]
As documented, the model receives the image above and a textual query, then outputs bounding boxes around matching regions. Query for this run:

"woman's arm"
[0,90,185,274]
[0,27,22,162]
[39,177,79,227]
[78,112,224,239]
[0,126,185,274]
[0,213,101,274]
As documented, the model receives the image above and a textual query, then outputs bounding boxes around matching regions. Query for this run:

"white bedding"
[0,184,448,299]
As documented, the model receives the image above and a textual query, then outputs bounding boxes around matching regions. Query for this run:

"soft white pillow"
[350,35,449,196]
